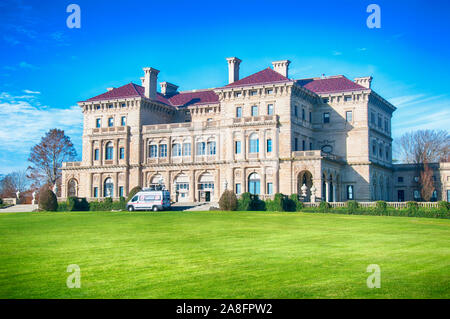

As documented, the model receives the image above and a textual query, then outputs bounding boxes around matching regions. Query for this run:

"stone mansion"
[61,58,450,203]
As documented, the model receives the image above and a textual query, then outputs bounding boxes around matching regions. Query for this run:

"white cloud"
[19,61,36,69]
[23,89,40,94]
[0,92,83,156]
[332,51,342,56]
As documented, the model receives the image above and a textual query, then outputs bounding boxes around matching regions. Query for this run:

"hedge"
[56,197,127,212]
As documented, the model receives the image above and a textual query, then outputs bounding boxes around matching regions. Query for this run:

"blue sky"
[0,0,449,173]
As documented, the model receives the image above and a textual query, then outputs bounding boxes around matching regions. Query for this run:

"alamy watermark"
[367,4,381,29]
[66,264,81,288]
[366,264,381,288]
[66,4,81,29]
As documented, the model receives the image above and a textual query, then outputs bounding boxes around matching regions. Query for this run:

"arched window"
[248,173,260,195]
[104,177,114,197]
[197,142,206,155]
[172,143,181,157]
[249,134,259,153]
[105,142,114,160]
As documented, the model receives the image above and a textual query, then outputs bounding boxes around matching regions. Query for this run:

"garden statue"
[32,191,37,205]
[16,190,20,200]
[301,184,308,197]
[52,183,57,194]
[310,185,317,203]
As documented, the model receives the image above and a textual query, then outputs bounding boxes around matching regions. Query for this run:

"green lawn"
[0,211,449,298]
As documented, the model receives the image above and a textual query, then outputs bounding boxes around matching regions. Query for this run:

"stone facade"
[61,57,449,203]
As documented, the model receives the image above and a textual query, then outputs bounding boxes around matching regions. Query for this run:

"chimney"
[140,77,145,86]
[226,57,242,84]
[143,67,160,99]
[354,76,373,89]
[106,87,114,92]
[272,60,291,78]
[160,82,179,96]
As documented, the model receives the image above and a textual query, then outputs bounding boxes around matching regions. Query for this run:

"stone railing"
[62,162,82,168]
[292,150,342,162]
[304,202,440,208]
[233,115,277,125]
[92,126,128,135]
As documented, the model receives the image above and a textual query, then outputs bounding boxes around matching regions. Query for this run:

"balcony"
[62,161,82,168]
[91,126,129,135]
[292,150,343,162]
[232,115,278,125]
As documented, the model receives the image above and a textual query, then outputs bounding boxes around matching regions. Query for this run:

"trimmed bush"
[0,198,3,205]
[126,186,142,202]
[438,201,450,211]
[38,189,58,211]
[375,201,387,215]
[289,194,304,212]
[67,197,77,211]
[219,190,238,211]
[57,202,68,212]
[319,201,331,213]
[347,200,359,214]
[270,193,286,211]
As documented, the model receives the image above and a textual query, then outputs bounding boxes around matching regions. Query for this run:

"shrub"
[319,201,331,213]
[270,193,286,211]
[252,195,266,211]
[346,200,359,214]
[0,198,3,205]
[57,202,68,212]
[67,197,77,211]
[237,192,253,211]
[38,189,58,211]
[289,194,304,212]
[219,190,238,211]
[127,186,142,202]
[375,201,387,215]
[406,201,419,216]
[438,201,450,211]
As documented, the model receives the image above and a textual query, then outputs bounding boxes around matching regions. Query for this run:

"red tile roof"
[225,67,290,88]
[84,82,218,107]
[296,76,366,94]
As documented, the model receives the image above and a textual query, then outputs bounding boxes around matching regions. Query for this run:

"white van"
[127,189,171,211]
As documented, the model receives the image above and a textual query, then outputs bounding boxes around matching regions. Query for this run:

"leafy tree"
[28,129,77,190]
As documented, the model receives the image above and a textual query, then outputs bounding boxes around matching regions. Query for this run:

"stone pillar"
[114,139,119,165]
[242,168,247,193]
[88,173,93,198]
[333,184,337,202]
[99,140,104,166]
[115,172,119,199]
[99,173,103,198]
[261,169,266,197]
[90,140,94,166]
[325,181,330,202]
[189,171,195,202]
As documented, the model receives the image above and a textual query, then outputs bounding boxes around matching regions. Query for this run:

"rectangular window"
[119,186,124,197]
[302,108,305,121]
[267,139,272,152]
[149,145,158,158]
[346,185,354,200]
[323,98,329,104]
[250,90,257,96]
[172,144,181,157]
[108,104,113,109]
[235,92,242,98]
[183,143,191,156]
[251,105,258,116]
[378,114,382,128]
[236,107,242,118]
[94,149,99,161]
[323,112,330,123]
[93,187,98,198]
[121,103,126,108]
[302,140,306,151]
[159,144,167,158]
[384,119,389,132]
[371,112,375,125]
[413,190,421,201]
[294,105,298,117]
[207,141,216,155]
[121,116,126,126]
[398,176,404,183]
[266,89,273,95]
[96,118,101,128]
[267,183,273,195]
[309,111,312,123]
[235,141,241,154]
[249,138,259,153]
[344,96,352,102]
[235,183,242,194]
[346,111,353,122]
[108,117,114,127]
[119,147,125,159]
[310,142,313,150]
[267,104,274,115]
[294,138,298,151]
[197,142,206,155]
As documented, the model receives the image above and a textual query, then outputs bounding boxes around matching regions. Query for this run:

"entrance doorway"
[398,190,405,202]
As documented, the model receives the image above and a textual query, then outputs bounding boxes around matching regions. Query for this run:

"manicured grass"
[0,211,449,298]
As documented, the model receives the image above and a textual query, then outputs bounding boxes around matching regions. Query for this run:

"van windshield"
[131,196,138,202]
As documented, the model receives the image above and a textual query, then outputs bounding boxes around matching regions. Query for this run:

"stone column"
[99,140,104,166]
[88,173,93,198]
[115,172,119,199]
[261,169,266,197]
[242,168,247,193]
[333,184,336,202]
[325,181,330,202]
[90,140,94,166]
[114,139,119,165]
[189,171,195,202]
[99,173,103,198]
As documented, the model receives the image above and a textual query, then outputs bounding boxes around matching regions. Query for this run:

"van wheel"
[128,206,134,212]
[153,206,159,212]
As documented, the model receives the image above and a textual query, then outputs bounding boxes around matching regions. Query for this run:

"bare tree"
[0,170,29,198]
[396,129,450,164]
[27,129,77,190]
[420,163,435,201]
